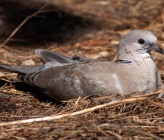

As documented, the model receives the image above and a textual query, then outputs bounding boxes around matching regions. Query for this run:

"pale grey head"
[117,30,164,61]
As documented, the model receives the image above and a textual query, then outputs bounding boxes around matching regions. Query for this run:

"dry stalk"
[0,90,162,127]
[0,4,49,48]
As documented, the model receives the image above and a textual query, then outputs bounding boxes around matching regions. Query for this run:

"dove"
[0,30,163,101]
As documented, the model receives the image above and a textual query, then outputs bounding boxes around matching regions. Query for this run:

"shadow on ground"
[0,0,99,46]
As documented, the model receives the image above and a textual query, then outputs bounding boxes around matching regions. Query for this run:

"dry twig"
[0,4,49,48]
[0,91,162,127]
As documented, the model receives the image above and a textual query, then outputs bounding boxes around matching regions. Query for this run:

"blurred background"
[0,0,163,66]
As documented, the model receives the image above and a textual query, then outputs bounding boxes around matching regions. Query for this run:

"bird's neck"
[117,52,151,62]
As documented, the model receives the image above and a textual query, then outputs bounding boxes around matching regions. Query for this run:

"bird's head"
[117,30,164,61]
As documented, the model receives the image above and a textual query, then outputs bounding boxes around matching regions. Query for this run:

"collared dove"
[0,30,163,101]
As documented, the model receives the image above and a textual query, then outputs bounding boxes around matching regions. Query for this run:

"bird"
[0,30,163,101]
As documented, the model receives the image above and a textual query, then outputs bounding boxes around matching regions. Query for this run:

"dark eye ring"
[138,39,145,44]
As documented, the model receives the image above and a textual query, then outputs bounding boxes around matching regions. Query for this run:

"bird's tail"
[0,64,42,74]
[0,49,76,74]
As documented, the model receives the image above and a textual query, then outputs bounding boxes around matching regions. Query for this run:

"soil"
[0,0,164,139]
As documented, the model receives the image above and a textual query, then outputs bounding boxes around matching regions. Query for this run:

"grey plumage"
[0,30,163,101]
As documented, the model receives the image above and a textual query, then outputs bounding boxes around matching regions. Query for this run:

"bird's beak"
[148,43,164,54]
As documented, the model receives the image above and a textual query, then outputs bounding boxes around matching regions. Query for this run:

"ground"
[0,0,164,139]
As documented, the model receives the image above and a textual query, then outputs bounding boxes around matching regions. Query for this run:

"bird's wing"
[35,49,75,63]
[35,49,96,63]
[17,62,116,101]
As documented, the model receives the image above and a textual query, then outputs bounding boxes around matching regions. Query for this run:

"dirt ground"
[0,0,164,139]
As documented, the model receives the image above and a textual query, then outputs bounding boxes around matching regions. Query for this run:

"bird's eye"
[138,39,145,44]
